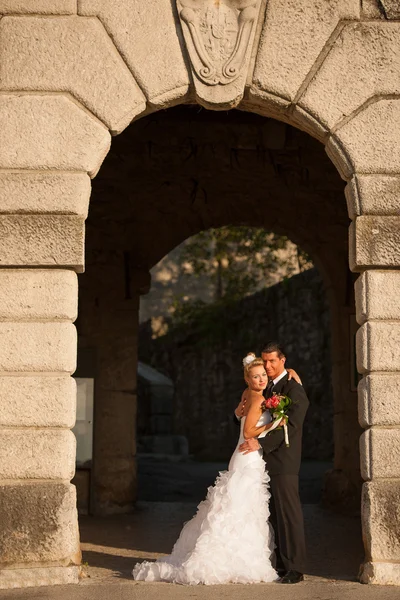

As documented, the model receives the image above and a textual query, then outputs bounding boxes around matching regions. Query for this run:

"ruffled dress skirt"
[132,456,277,585]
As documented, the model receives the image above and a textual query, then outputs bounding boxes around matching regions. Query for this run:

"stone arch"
[0,0,399,589]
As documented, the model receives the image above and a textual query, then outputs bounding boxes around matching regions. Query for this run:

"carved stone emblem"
[177,0,259,86]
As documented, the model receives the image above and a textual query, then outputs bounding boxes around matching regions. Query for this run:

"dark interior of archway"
[85,105,349,279]
[78,104,355,491]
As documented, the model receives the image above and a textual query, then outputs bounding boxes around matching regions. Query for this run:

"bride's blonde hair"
[242,352,264,380]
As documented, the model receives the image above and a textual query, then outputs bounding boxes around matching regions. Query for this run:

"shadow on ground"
[79,458,362,584]
[79,502,363,584]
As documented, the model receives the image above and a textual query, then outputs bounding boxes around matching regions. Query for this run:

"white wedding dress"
[132,412,277,585]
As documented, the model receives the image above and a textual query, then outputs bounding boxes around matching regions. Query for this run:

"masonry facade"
[0,0,399,589]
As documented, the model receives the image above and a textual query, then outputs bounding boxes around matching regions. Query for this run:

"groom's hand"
[239,438,261,454]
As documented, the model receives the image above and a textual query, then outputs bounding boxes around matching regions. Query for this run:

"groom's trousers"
[269,474,307,573]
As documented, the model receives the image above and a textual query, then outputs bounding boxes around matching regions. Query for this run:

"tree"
[176,226,312,305]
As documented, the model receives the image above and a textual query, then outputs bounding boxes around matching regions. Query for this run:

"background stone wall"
[139,267,333,461]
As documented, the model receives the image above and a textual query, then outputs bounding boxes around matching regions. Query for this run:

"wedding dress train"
[132,412,277,585]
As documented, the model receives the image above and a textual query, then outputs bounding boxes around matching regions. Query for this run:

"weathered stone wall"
[139,268,333,461]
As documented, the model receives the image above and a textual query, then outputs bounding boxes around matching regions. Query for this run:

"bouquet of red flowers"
[261,393,292,447]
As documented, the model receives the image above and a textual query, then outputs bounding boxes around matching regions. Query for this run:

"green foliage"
[171,226,312,326]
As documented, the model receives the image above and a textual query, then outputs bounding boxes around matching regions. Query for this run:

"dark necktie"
[265,380,274,397]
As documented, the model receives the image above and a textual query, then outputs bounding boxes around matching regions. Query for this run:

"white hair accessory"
[242,353,256,367]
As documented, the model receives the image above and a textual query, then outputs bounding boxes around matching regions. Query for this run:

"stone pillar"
[0,270,81,588]
[78,251,149,514]
[347,177,400,584]
[0,91,108,587]
[324,283,363,512]
[355,270,400,585]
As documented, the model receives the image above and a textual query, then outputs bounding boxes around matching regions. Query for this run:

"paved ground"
[1,502,398,599]
[2,459,398,599]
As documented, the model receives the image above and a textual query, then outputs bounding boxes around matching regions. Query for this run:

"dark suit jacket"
[258,374,309,476]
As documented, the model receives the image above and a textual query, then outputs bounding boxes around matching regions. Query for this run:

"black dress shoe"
[279,570,304,584]
[276,568,286,578]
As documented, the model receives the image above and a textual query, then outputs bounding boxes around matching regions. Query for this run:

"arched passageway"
[77,106,360,519]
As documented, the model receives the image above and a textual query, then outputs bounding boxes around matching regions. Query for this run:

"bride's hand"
[234,390,247,417]
[287,368,302,385]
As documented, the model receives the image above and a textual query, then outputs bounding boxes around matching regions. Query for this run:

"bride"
[132,352,286,585]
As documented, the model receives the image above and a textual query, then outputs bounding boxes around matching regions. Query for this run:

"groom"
[239,341,309,584]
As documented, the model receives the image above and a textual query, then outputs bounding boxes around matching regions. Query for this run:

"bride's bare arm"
[287,368,302,385]
[243,392,277,439]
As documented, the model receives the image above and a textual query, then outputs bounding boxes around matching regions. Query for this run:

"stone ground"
[1,503,399,600]
[1,460,398,599]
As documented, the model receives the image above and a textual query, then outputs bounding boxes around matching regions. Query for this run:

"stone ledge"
[359,373,400,427]
[0,215,84,272]
[0,172,91,217]
[0,566,80,589]
[349,216,400,271]
[0,270,78,321]
[0,428,75,480]
[0,375,76,427]
[355,270,400,323]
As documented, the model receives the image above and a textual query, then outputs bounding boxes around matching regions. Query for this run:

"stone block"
[345,174,400,220]
[359,373,400,427]
[0,16,146,134]
[299,22,400,130]
[355,270,400,324]
[331,99,400,175]
[0,482,80,566]
[349,216,400,271]
[78,0,190,106]
[380,1,400,19]
[360,561,400,586]
[0,1,75,13]
[356,321,400,373]
[0,322,77,372]
[0,270,78,321]
[362,480,400,561]
[0,172,91,217]
[0,429,75,480]
[360,427,400,480]
[0,566,80,590]
[0,375,76,428]
[361,0,386,19]
[253,0,359,101]
[0,215,84,271]
[0,94,110,176]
